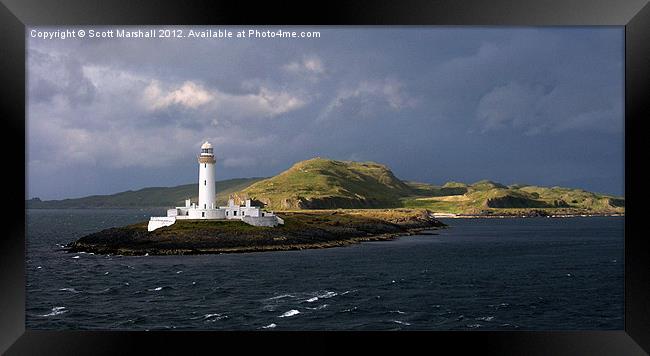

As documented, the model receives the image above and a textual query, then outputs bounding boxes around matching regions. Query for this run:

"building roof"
[201,141,212,149]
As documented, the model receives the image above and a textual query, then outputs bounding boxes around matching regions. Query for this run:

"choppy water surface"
[26,209,624,330]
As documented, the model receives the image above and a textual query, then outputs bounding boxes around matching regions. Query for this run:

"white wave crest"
[476,316,494,322]
[318,291,337,299]
[262,323,277,329]
[40,306,68,317]
[278,310,300,318]
[306,304,328,310]
[392,320,411,326]
[203,313,228,322]
[267,294,293,300]
[59,288,80,293]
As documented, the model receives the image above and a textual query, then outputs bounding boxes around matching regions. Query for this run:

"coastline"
[28,207,624,218]
[442,213,625,219]
[66,227,439,256]
[65,209,446,256]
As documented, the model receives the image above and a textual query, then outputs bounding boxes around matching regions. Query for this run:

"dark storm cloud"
[27,27,624,199]
[28,49,96,105]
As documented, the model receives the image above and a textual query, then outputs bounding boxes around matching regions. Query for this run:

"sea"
[26,209,624,330]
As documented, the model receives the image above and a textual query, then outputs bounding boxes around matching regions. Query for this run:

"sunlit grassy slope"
[234,157,413,209]
[400,180,625,214]
[235,158,624,214]
[27,157,624,215]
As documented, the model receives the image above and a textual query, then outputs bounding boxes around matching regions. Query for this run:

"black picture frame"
[2,0,648,354]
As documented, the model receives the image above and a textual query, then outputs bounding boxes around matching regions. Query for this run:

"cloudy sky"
[27,27,624,200]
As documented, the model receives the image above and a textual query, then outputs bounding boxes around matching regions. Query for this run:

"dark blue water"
[26,209,624,330]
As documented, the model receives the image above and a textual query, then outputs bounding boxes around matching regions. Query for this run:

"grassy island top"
[67,209,446,256]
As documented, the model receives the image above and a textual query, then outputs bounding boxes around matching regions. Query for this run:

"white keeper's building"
[148,141,283,232]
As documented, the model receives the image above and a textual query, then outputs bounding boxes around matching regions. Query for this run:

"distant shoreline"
[436,213,625,219]
[28,207,624,219]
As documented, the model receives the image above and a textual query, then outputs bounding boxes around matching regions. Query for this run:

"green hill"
[27,177,264,209]
[27,157,625,215]
[232,157,413,209]
[231,158,623,214]
[401,181,625,215]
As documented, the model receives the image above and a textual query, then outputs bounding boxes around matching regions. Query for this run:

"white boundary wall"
[242,215,283,227]
[148,216,176,232]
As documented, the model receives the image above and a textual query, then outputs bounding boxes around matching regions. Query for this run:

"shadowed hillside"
[27,178,264,208]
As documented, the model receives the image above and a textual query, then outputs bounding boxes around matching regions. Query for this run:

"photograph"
[25,26,626,331]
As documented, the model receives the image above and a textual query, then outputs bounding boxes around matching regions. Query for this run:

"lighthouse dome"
[201,141,212,149]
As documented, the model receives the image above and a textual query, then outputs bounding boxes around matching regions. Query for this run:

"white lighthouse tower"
[147,141,284,231]
[198,141,216,210]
